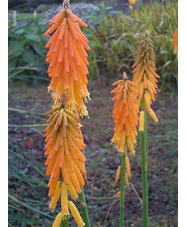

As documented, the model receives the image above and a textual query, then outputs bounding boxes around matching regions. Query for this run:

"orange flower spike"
[111,72,139,153]
[44,4,90,226]
[111,72,139,191]
[44,106,87,195]
[44,8,90,117]
[133,30,160,122]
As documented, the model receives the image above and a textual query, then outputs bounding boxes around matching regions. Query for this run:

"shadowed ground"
[8,79,177,227]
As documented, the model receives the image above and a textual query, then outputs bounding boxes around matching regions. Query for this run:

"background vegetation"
[8,0,178,90]
[8,0,178,226]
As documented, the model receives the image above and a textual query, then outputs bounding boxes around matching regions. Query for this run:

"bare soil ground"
[8,79,177,227]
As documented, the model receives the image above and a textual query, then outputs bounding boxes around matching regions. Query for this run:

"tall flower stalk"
[43,1,91,226]
[111,72,139,227]
[133,30,160,227]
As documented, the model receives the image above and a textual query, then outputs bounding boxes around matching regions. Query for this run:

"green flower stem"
[141,98,148,227]
[78,186,91,227]
[120,152,125,227]
[62,218,69,227]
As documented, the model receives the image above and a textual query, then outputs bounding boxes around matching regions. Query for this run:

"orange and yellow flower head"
[43,5,89,226]
[111,72,139,154]
[44,9,90,117]
[133,30,159,123]
[44,105,87,199]
[111,72,139,186]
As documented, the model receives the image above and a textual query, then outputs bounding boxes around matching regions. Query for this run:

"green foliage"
[132,0,178,90]
[85,13,137,81]
[8,142,53,226]
[8,16,49,81]
[85,0,178,90]
[8,0,178,90]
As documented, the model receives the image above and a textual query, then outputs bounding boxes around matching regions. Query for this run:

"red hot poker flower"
[44,106,86,198]
[44,9,90,117]
[111,72,139,184]
[111,72,139,154]
[133,31,159,122]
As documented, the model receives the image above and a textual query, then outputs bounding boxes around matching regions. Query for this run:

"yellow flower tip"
[61,182,70,218]
[127,137,135,154]
[144,92,151,112]
[68,201,85,227]
[52,212,63,227]
[114,166,121,185]
[149,109,158,123]
[125,173,130,188]
[139,111,144,132]
[125,156,131,178]
[68,180,78,201]
[49,181,61,211]
[79,108,89,118]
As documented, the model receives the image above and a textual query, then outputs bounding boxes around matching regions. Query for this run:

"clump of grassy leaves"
[9,1,177,90]
[8,141,54,226]
[85,0,177,90]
